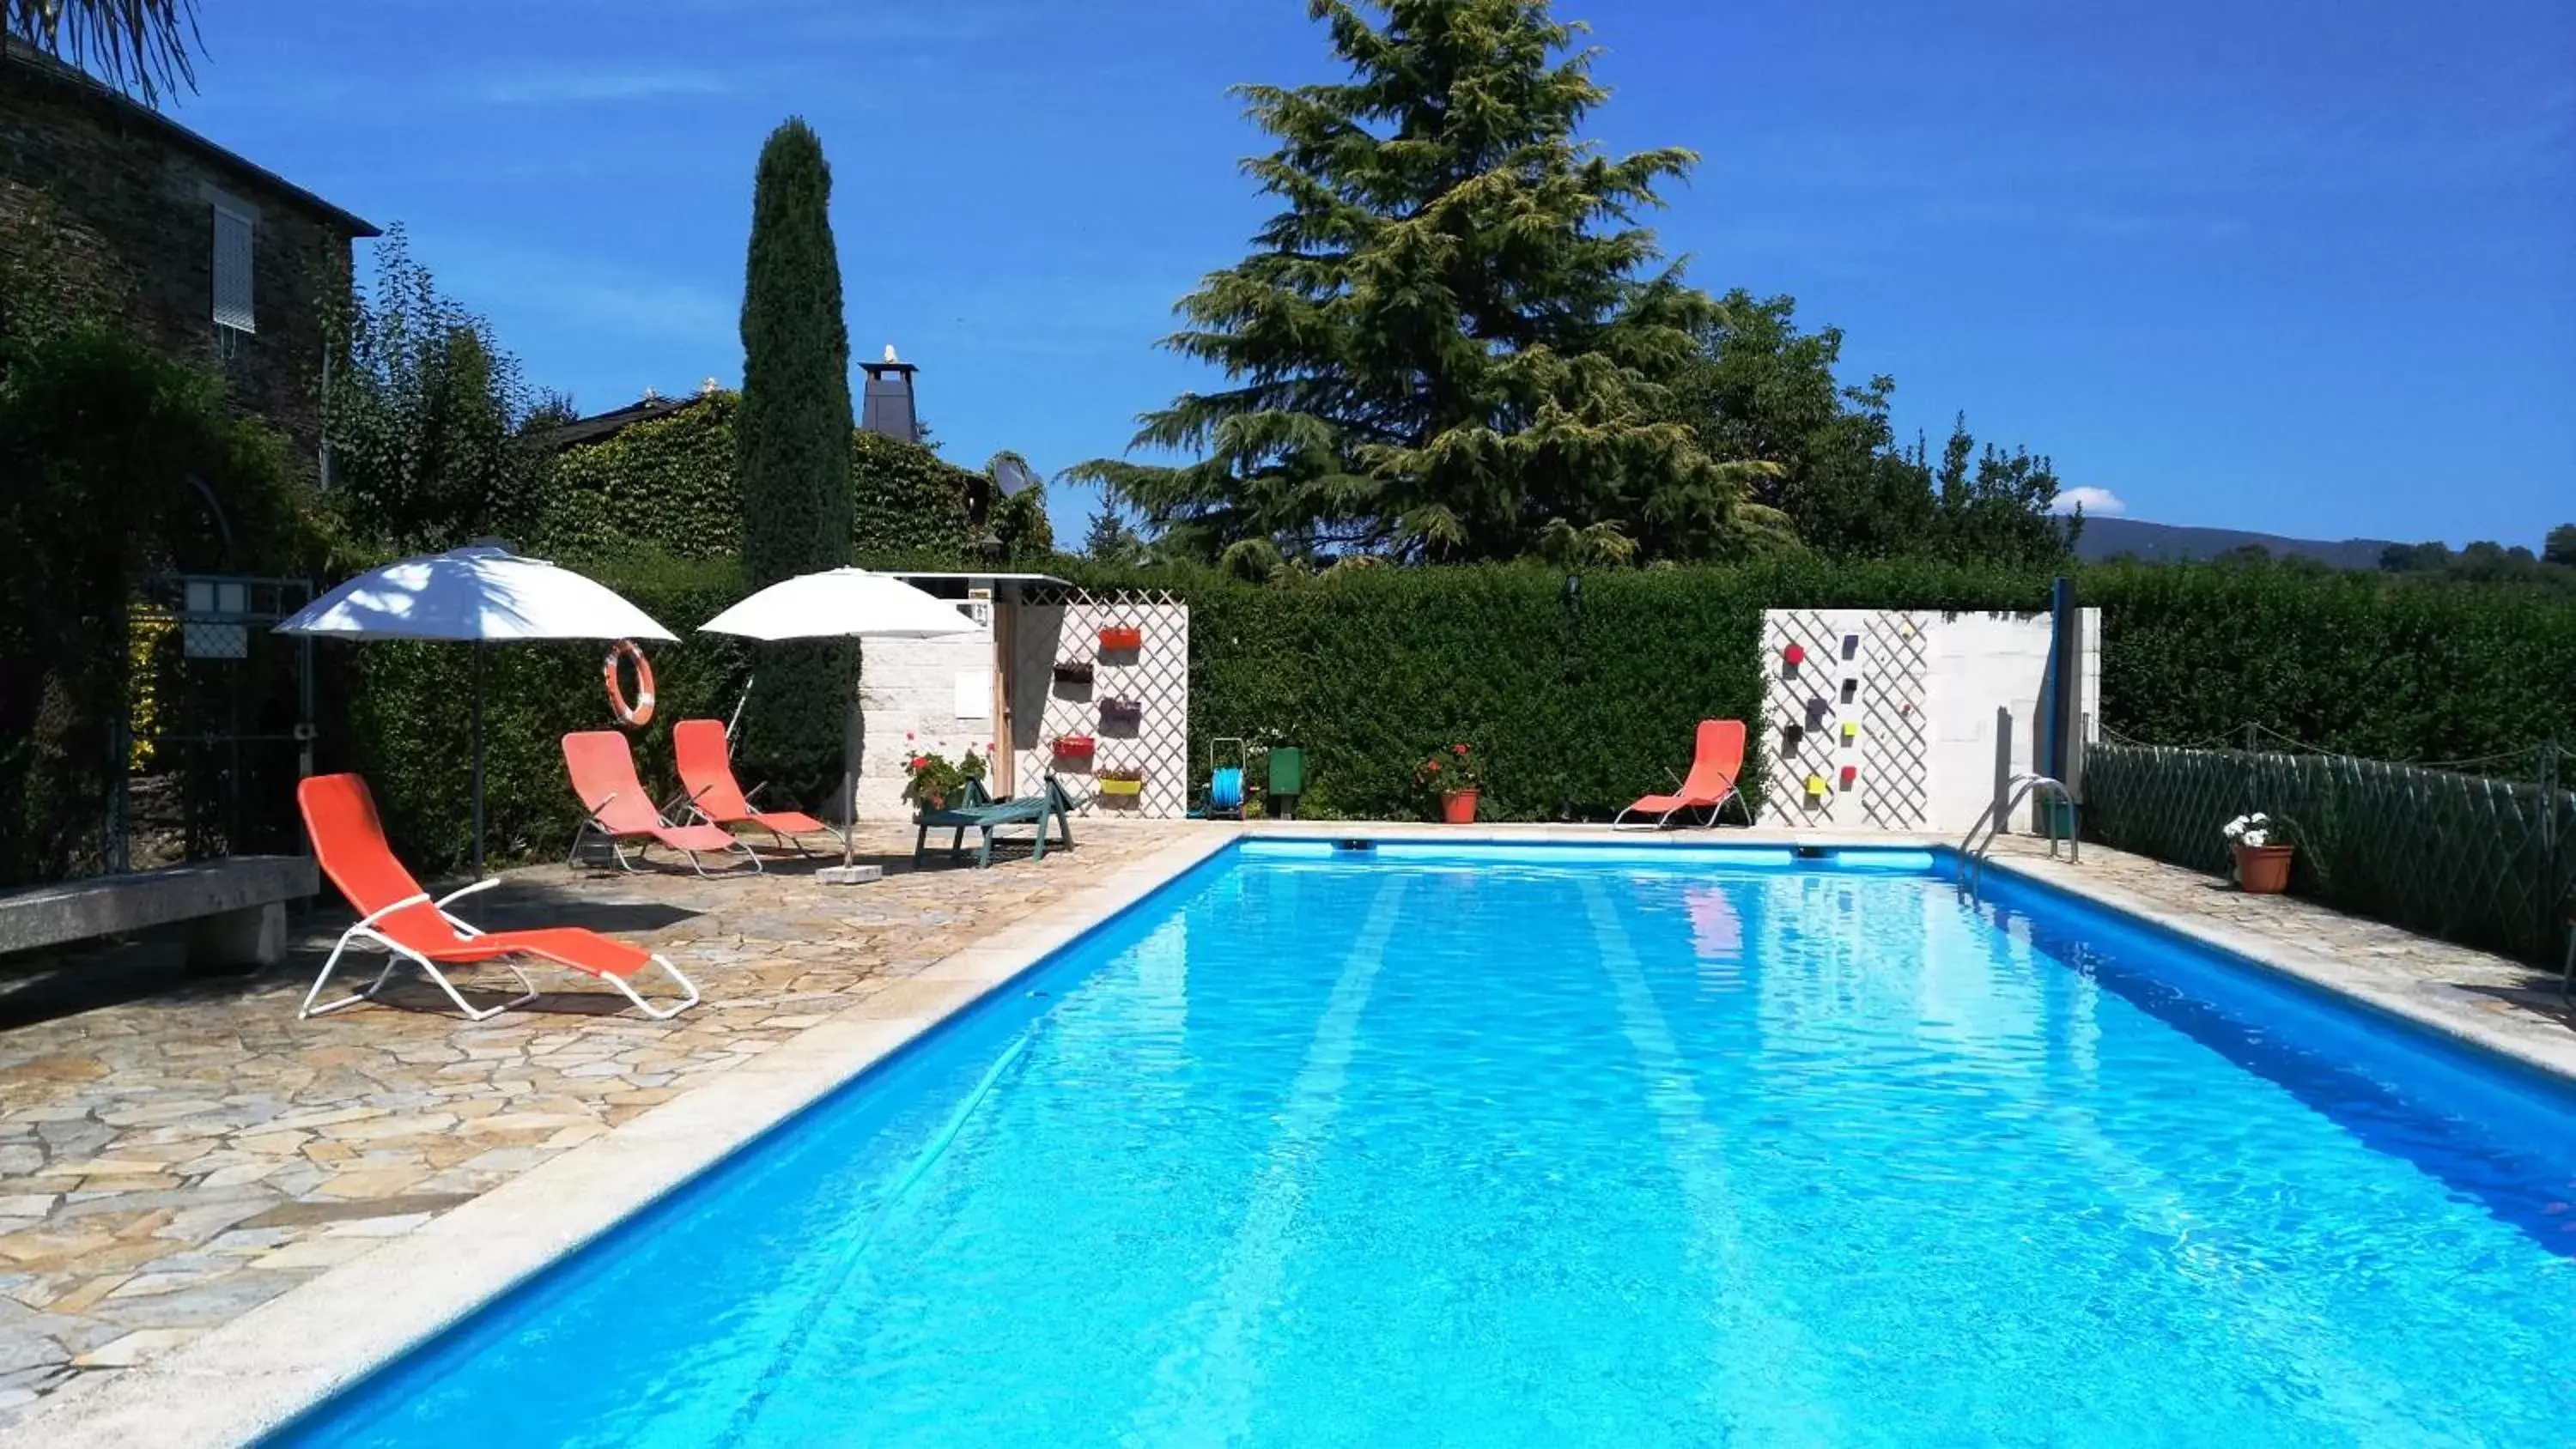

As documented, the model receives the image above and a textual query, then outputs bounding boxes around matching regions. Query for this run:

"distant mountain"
[2073,517,2398,570]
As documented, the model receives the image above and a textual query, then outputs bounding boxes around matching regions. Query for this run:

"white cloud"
[2052,486,2126,517]
[474,67,740,106]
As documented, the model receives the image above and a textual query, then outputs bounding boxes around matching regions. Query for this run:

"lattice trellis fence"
[1013,587,1191,819]
[2085,742,2574,966]
[1759,609,1931,828]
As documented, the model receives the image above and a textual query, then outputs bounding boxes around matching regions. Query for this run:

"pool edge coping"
[20,823,2569,1445]
[1963,847,2576,1089]
[14,825,1245,1449]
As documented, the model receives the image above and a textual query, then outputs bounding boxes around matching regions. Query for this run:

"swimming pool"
[275,842,2576,1446]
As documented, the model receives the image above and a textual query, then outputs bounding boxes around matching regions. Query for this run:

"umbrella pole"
[842,643,860,870]
[471,644,487,878]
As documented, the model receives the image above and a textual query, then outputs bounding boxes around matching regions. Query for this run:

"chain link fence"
[2083,735,2573,967]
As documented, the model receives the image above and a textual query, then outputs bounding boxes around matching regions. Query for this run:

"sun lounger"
[670,718,844,855]
[914,776,1078,870]
[1614,718,1750,829]
[296,773,699,1021]
[563,731,760,876]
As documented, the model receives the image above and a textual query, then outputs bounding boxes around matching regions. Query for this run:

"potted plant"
[1098,696,1144,727]
[902,746,985,814]
[2221,812,2296,894]
[1416,743,1482,823]
[1051,659,1095,684]
[1098,766,1144,801]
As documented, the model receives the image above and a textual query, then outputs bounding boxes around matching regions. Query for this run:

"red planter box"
[1098,625,1143,652]
[1052,736,1096,759]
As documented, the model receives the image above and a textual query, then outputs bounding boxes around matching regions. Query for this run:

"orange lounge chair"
[670,718,843,855]
[1615,718,1751,830]
[296,773,698,1021]
[563,731,761,876]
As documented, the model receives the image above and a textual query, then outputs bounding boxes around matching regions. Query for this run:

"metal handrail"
[1959,773,2078,894]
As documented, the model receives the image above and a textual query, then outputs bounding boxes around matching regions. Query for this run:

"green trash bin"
[1267,747,1304,819]
[2038,795,2077,840]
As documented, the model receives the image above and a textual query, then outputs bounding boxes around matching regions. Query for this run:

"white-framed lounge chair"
[562,730,761,876]
[1614,718,1752,830]
[670,718,845,855]
[296,773,699,1021]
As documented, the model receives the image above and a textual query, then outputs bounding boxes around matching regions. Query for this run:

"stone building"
[0,48,378,471]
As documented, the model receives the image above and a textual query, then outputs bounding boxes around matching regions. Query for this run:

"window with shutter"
[211,203,256,335]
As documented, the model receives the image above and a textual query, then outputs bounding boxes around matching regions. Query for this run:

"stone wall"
[0,57,367,471]
[852,629,1001,822]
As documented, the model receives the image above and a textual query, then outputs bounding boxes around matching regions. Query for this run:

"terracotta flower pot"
[1442,790,1479,824]
[2234,842,2293,894]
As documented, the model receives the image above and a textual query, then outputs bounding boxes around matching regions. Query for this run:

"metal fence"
[2082,735,2573,967]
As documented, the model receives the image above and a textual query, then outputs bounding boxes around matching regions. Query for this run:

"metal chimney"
[860,343,920,444]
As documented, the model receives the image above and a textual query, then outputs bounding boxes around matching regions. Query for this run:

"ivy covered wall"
[526,390,1043,564]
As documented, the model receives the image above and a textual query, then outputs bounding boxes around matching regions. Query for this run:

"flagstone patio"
[0,817,1190,1422]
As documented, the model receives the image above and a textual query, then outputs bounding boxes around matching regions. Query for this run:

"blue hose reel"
[1210,767,1245,811]
[1203,737,1249,820]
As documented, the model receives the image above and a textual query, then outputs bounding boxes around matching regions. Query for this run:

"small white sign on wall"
[954,670,993,720]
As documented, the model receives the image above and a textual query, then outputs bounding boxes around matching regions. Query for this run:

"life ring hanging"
[605,640,656,728]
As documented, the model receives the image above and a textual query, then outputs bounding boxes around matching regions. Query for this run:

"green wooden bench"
[913,776,1078,870]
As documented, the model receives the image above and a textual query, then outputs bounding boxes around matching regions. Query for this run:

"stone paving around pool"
[1,826,2568,1431]
[0,819,1188,1424]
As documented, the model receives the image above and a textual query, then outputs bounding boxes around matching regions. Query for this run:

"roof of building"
[531,393,714,451]
[3,45,380,236]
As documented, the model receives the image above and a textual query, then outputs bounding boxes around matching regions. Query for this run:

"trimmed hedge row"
[2088,562,2576,762]
[328,555,2574,869]
[1081,559,2056,821]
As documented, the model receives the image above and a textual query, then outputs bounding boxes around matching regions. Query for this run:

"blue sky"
[174,0,2574,548]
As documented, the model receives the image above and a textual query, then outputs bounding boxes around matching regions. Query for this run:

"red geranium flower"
[1452,743,1469,755]
[1425,761,1442,772]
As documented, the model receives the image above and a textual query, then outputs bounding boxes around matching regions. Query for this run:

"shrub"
[0,326,322,882]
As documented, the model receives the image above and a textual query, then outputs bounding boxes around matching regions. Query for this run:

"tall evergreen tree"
[1078,0,1792,564]
[736,118,855,803]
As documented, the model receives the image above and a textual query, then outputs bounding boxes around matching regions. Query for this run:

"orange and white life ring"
[604,640,656,728]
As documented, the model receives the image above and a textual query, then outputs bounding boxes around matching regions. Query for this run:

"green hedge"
[325,552,2574,868]
[528,391,987,563]
[1075,559,2054,821]
[2087,563,2576,760]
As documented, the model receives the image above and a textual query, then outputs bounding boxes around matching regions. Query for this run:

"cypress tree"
[1077,0,1792,564]
[737,117,856,803]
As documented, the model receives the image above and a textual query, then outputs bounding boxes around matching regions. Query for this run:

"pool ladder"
[1959,773,2078,896]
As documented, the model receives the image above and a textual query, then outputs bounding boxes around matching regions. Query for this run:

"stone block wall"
[852,629,1000,821]
[0,56,368,472]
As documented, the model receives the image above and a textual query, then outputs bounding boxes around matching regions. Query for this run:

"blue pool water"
[276,844,2576,1447]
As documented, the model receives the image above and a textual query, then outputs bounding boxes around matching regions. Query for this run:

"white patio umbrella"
[276,545,678,875]
[698,567,981,872]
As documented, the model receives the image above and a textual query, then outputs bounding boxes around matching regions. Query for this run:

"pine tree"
[1081,502,1144,564]
[1076,0,1790,563]
[736,118,856,804]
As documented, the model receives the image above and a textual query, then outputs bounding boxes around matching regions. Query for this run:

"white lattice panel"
[1859,612,1931,829]
[1759,609,1930,830]
[1012,591,1190,819]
